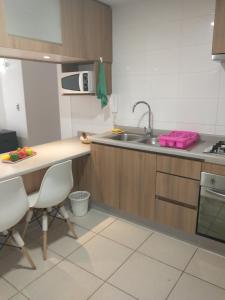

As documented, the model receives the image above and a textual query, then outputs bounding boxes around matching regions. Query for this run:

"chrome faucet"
[132,101,152,135]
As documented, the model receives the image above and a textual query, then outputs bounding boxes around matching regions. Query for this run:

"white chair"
[23,160,77,260]
[0,177,36,269]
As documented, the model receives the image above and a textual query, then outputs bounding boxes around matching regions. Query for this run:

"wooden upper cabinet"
[212,0,225,54]
[82,0,112,62]
[0,0,112,63]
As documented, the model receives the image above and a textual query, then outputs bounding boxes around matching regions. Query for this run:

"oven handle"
[206,188,225,202]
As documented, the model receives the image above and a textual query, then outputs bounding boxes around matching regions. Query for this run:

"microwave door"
[62,74,81,92]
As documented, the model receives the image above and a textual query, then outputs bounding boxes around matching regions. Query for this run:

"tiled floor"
[1,208,225,300]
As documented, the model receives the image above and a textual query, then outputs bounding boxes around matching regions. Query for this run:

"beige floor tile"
[109,252,181,300]
[168,273,225,300]
[100,220,152,249]
[89,283,136,300]
[10,293,29,300]
[0,277,17,300]
[68,235,132,280]
[138,232,197,270]
[186,248,225,289]
[23,260,103,300]
[70,209,116,233]
[0,243,62,290]
[48,224,95,257]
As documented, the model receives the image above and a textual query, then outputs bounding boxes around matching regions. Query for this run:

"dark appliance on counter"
[0,130,19,154]
[197,172,225,243]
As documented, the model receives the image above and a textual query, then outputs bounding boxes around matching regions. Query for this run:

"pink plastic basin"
[159,131,199,149]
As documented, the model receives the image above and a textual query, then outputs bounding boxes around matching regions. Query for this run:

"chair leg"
[12,230,36,270]
[22,209,33,239]
[59,206,78,239]
[42,210,48,260]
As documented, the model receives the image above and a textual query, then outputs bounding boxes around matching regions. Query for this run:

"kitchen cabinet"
[91,144,156,219]
[212,0,225,55]
[91,144,120,209]
[119,148,156,219]
[0,0,112,63]
[155,199,197,234]
[155,154,201,233]
[202,162,225,176]
[156,154,201,180]
[89,144,202,234]
[156,172,199,208]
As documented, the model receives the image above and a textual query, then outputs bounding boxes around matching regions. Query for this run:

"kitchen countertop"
[91,128,225,165]
[0,138,90,181]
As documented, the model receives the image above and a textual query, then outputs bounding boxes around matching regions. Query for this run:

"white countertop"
[0,138,90,181]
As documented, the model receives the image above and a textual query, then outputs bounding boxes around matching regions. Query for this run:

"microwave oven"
[61,71,95,94]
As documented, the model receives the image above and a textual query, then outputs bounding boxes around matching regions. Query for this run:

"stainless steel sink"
[106,133,144,142]
[139,136,159,146]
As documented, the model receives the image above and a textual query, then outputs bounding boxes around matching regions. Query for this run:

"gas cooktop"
[204,141,225,154]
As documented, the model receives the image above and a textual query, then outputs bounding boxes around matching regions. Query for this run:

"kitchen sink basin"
[106,133,144,142]
[139,136,159,146]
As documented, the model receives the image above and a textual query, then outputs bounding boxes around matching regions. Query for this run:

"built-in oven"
[197,172,225,243]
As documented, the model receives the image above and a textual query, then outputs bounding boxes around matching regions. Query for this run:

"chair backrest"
[0,177,28,232]
[34,160,73,208]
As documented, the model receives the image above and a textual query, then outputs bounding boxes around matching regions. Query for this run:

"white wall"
[0,59,28,144]
[112,0,225,135]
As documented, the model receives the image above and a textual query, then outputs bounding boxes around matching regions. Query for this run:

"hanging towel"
[96,61,108,108]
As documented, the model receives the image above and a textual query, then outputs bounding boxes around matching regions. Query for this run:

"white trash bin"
[69,191,90,217]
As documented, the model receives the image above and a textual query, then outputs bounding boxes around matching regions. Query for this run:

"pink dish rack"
[159,131,199,149]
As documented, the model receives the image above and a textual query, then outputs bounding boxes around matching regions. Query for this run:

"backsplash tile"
[70,0,225,136]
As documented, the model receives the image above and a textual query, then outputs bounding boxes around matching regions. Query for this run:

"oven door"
[197,172,225,243]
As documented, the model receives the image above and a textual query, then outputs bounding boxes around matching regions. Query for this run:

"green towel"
[96,62,108,108]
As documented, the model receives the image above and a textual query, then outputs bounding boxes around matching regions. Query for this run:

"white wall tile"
[178,71,220,99]
[181,15,214,47]
[182,0,216,18]
[180,44,219,73]
[70,0,223,136]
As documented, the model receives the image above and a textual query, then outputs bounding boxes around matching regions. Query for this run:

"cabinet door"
[119,148,156,220]
[156,172,199,208]
[83,0,112,62]
[91,144,120,209]
[0,0,112,63]
[212,0,225,54]
[155,199,197,234]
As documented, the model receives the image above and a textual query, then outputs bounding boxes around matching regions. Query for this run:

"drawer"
[202,162,225,176]
[157,155,201,180]
[156,172,199,208]
[155,199,197,234]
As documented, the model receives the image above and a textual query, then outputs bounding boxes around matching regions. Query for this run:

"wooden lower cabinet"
[119,148,156,220]
[91,143,120,209]
[155,199,197,234]
[202,162,225,176]
[156,172,199,208]
[91,144,156,219]
[157,154,201,180]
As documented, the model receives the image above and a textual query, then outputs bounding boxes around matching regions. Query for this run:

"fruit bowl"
[1,147,36,164]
